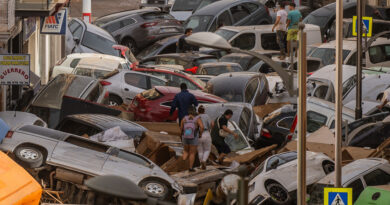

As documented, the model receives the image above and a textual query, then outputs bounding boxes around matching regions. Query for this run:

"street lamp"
[185,32,295,96]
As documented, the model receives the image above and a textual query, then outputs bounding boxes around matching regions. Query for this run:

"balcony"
[15,0,68,17]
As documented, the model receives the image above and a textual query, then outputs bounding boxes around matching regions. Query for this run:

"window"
[342,75,357,96]
[74,68,111,79]
[230,4,250,22]
[231,33,256,50]
[250,161,265,180]
[159,57,176,65]
[215,29,238,41]
[121,17,136,27]
[124,73,148,89]
[85,83,104,102]
[185,15,213,32]
[245,79,259,103]
[309,48,351,66]
[261,33,279,50]
[58,119,101,136]
[150,77,166,87]
[217,11,233,27]
[369,44,390,64]
[104,21,121,33]
[347,179,364,202]
[171,0,202,11]
[364,169,390,186]
[141,12,174,20]
[160,44,177,54]
[346,52,357,66]
[266,152,297,171]
[69,20,83,39]
[70,59,81,68]
[65,136,109,153]
[239,108,251,135]
[307,111,327,133]
[243,3,259,13]
[116,150,150,167]
[277,117,295,130]
[170,75,198,90]
[209,20,217,32]
[81,31,119,56]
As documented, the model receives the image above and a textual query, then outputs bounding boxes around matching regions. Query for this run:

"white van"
[214,24,322,52]
[72,57,126,79]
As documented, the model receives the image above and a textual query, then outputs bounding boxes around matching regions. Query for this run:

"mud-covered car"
[0,111,47,128]
[0,125,182,200]
[248,151,334,204]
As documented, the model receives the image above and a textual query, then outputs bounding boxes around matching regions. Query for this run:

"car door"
[244,78,259,105]
[102,148,153,183]
[50,136,109,174]
[345,178,365,203]
[230,3,252,26]
[122,72,148,103]
[56,118,102,137]
[66,20,85,54]
[216,10,233,28]
[230,32,256,51]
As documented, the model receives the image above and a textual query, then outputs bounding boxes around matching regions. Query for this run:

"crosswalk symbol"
[324,188,352,205]
[352,16,373,37]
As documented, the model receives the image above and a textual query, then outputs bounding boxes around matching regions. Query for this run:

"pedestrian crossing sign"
[324,188,352,205]
[352,16,373,37]
[324,187,352,205]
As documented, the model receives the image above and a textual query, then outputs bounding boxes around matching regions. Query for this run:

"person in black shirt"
[211,109,239,163]
[177,28,197,53]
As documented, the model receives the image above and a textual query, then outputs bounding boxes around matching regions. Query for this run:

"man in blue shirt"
[286,2,302,57]
[170,83,198,124]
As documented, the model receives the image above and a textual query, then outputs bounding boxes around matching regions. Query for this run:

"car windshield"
[137,43,163,59]
[196,58,218,65]
[309,48,351,66]
[303,13,330,28]
[74,67,112,79]
[171,0,202,11]
[215,29,238,41]
[204,65,241,75]
[220,55,250,69]
[81,31,119,56]
[185,15,213,32]
[141,12,175,20]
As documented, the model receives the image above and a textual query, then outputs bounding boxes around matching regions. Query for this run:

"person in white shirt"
[377,87,390,109]
[272,2,288,60]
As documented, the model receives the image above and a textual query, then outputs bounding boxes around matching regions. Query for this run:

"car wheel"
[322,161,335,174]
[139,179,170,199]
[109,95,123,106]
[14,146,44,168]
[123,38,138,55]
[266,182,290,204]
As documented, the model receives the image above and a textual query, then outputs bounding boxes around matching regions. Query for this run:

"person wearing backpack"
[180,106,204,172]
[211,109,239,164]
[197,105,212,170]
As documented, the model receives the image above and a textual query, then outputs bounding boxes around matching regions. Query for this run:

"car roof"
[65,114,147,132]
[309,64,357,84]
[154,86,226,101]
[221,24,320,32]
[66,53,126,62]
[154,53,215,60]
[194,0,259,15]
[73,18,115,41]
[307,97,356,118]
[209,72,261,92]
[94,8,159,24]
[308,0,356,17]
[76,58,122,71]
[318,158,389,185]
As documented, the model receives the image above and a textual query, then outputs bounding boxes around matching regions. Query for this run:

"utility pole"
[297,23,307,205]
[82,0,92,23]
[335,0,343,188]
[356,0,363,120]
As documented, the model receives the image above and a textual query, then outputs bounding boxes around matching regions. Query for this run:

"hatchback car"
[0,111,47,128]
[0,125,182,200]
[248,151,334,204]
[140,53,218,72]
[101,70,168,105]
[129,86,226,122]
[206,72,269,106]
[95,9,184,54]
[195,62,243,75]
[134,66,206,90]
[66,18,120,57]
[219,53,262,71]
[346,120,390,148]
[309,158,390,203]
[27,74,107,128]
[184,0,272,32]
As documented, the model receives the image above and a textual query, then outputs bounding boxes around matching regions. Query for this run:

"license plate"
[160,28,177,33]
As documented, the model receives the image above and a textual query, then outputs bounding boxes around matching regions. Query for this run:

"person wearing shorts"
[286,2,302,57]
[181,106,203,172]
[211,109,239,163]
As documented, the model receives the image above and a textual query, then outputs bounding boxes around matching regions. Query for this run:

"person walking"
[272,2,288,60]
[170,83,198,125]
[197,105,212,170]
[177,28,195,53]
[211,109,239,164]
[286,2,302,57]
[181,106,204,172]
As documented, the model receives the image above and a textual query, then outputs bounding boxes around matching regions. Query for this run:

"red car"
[129,86,226,122]
[132,66,206,90]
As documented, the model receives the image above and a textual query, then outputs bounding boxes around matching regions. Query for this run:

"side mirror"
[73,37,80,44]
[270,159,279,170]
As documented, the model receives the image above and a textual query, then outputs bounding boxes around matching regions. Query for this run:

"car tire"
[123,38,138,55]
[139,179,170,200]
[14,146,44,168]
[322,161,335,174]
[266,182,291,205]
[109,95,123,106]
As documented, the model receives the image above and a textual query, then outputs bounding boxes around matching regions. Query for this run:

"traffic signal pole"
[356,0,363,120]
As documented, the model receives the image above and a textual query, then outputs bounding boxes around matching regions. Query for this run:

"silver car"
[1,125,182,199]
[0,111,47,128]
[102,70,168,105]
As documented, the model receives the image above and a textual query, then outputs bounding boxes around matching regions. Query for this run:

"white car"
[308,158,390,204]
[51,53,130,79]
[248,151,334,204]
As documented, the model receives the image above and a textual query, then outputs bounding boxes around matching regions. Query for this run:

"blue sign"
[352,16,373,37]
[324,188,352,205]
[0,118,10,142]
[40,9,67,35]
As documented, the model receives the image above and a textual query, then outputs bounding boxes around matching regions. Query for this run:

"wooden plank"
[253,103,288,119]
